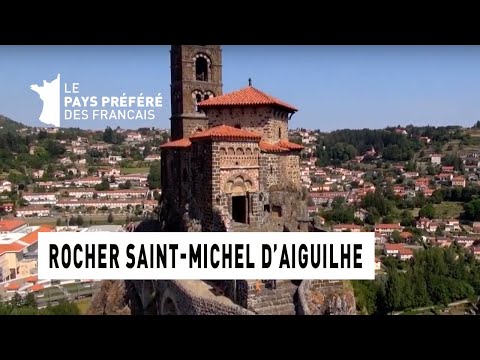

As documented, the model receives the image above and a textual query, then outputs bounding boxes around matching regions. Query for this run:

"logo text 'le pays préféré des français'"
[30,73,163,128]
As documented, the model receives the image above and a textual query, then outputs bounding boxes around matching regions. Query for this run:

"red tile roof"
[30,284,44,292]
[0,242,25,256]
[275,139,304,151]
[259,140,288,153]
[0,219,26,232]
[398,248,414,256]
[159,137,192,149]
[384,243,405,251]
[197,86,298,112]
[5,282,20,291]
[189,125,262,142]
[20,226,53,246]
[25,275,38,283]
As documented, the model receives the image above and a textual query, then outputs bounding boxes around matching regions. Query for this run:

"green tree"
[419,204,435,219]
[384,269,403,313]
[391,230,402,243]
[143,144,152,157]
[10,293,23,308]
[464,198,480,221]
[147,160,161,190]
[23,293,37,308]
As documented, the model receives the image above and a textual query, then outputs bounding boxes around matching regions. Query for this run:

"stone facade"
[161,45,302,231]
[206,107,289,142]
[260,154,280,190]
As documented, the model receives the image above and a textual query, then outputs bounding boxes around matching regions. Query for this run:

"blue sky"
[1,45,480,131]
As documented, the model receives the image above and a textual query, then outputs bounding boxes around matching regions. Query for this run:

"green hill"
[0,115,27,132]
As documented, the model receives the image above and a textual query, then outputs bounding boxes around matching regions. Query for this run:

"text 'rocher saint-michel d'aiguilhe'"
[49,243,363,269]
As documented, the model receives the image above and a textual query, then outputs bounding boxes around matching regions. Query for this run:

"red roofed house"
[397,248,414,261]
[383,243,405,256]
[452,176,466,188]
[331,224,362,232]
[375,223,403,235]
[160,45,304,231]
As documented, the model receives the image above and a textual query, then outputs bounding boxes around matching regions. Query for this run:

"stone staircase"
[250,280,298,315]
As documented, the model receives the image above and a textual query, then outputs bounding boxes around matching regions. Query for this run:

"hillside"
[0,115,26,132]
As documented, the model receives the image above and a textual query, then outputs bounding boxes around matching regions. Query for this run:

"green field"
[433,202,464,219]
[120,167,149,174]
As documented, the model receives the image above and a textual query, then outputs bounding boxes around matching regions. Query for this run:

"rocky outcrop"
[87,280,130,315]
[261,183,311,232]
[298,280,357,315]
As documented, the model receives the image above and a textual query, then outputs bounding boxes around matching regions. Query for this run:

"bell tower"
[170,45,223,140]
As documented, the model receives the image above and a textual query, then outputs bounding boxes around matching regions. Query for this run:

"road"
[392,298,473,315]
[24,213,136,225]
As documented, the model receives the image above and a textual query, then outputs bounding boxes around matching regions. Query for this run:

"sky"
[1,45,480,131]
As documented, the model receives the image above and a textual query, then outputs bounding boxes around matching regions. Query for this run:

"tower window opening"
[278,128,282,139]
[195,93,202,112]
[204,94,210,101]
[195,57,208,81]
[270,165,273,175]
[234,123,241,129]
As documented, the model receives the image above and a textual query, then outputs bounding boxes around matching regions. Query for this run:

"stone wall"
[154,280,254,315]
[298,280,357,315]
[191,141,214,230]
[244,280,297,315]
[206,107,289,141]
[264,118,288,141]
[279,153,301,185]
[259,153,280,191]
[180,117,209,139]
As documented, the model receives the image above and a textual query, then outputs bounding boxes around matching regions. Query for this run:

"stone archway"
[224,174,254,196]
[160,289,180,315]
[162,297,178,315]
[223,173,255,224]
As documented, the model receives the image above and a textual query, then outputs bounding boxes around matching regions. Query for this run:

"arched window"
[195,57,208,81]
[204,94,209,101]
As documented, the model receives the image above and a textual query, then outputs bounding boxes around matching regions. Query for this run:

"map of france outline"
[30,73,61,127]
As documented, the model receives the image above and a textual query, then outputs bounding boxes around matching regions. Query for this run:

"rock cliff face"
[298,280,357,315]
[262,184,310,232]
[87,280,130,315]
